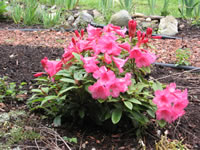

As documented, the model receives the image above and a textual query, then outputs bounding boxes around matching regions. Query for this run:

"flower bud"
[146,27,152,38]
[128,19,137,38]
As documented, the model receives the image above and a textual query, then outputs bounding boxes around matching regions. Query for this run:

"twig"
[173,117,181,139]
[39,127,72,150]
[154,68,200,81]
[35,139,40,150]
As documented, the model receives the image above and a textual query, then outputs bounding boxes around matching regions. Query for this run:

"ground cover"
[0,19,200,149]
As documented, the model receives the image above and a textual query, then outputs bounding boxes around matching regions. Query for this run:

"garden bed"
[0,21,200,149]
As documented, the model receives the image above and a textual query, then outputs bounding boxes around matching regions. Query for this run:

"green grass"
[78,0,181,17]
[134,0,180,17]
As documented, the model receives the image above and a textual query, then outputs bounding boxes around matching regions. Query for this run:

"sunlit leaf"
[111,108,122,124]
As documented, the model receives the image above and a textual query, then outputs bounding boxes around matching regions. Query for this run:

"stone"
[141,21,152,28]
[135,18,145,21]
[158,16,178,36]
[68,15,75,24]
[146,17,151,22]
[73,11,94,29]
[93,9,102,18]
[133,13,146,18]
[110,10,131,27]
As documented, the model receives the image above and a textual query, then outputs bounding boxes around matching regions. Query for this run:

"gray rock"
[158,16,178,36]
[93,9,102,18]
[133,13,146,18]
[73,11,94,29]
[68,15,75,24]
[110,10,131,27]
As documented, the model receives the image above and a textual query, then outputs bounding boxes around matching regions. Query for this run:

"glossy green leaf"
[41,96,58,106]
[53,115,61,127]
[58,86,79,96]
[152,81,163,91]
[60,78,75,84]
[72,52,83,64]
[124,101,133,110]
[157,119,166,128]
[111,108,122,124]
[147,109,155,118]
[128,98,142,104]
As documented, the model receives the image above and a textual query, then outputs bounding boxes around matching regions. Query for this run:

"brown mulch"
[0,20,200,149]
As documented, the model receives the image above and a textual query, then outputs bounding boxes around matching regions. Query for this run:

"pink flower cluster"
[153,83,189,123]
[88,66,131,99]
[35,20,157,100]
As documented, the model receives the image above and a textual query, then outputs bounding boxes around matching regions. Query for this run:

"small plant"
[56,0,78,10]
[23,0,39,25]
[11,4,23,24]
[148,0,157,15]
[118,0,135,13]
[0,0,7,18]
[63,136,78,143]
[29,20,188,131]
[99,0,114,23]
[42,10,61,28]
[175,48,191,66]
[156,132,189,150]
[0,76,27,102]
[161,0,170,16]
[178,0,200,18]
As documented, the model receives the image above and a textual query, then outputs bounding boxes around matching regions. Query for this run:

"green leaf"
[58,86,79,96]
[107,98,120,102]
[60,78,75,84]
[74,70,87,80]
[128,98,142,105]
[111,108,122,124]
[56,70,71,77]
[131,111,149,125]
[72,52,83,64]
[147,109,155,118]
[79,108,85,118]
[157,120,166,128]
[41,96,58,106]
[31,89,41,93]
[124,101,133,110]
[152,81,163,91]
[53,115,61,127]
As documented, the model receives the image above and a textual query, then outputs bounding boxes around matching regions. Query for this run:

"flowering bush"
[29,20,188,127]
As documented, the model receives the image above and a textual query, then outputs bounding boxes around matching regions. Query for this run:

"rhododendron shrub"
[29,20,188,127]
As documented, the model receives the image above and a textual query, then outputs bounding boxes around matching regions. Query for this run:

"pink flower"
[156,106,174,123]
[153,90,173,107]
[93,66,116,85]
[97,36,121,56]
[87,24,102,41]
[118,73,132,92]
[104,53,112,64]
[103,24,127,38]
[112,56,128,73]
[62,48,74,64]
[119,42,131,52]
[153,83,189,123]
[108,79,121,97]
[81,56,99,73]
[88,81,110,100]
[129,47,142,59]
[34,72,44,77]
[41,57,62,78]
[135,51,156,68]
